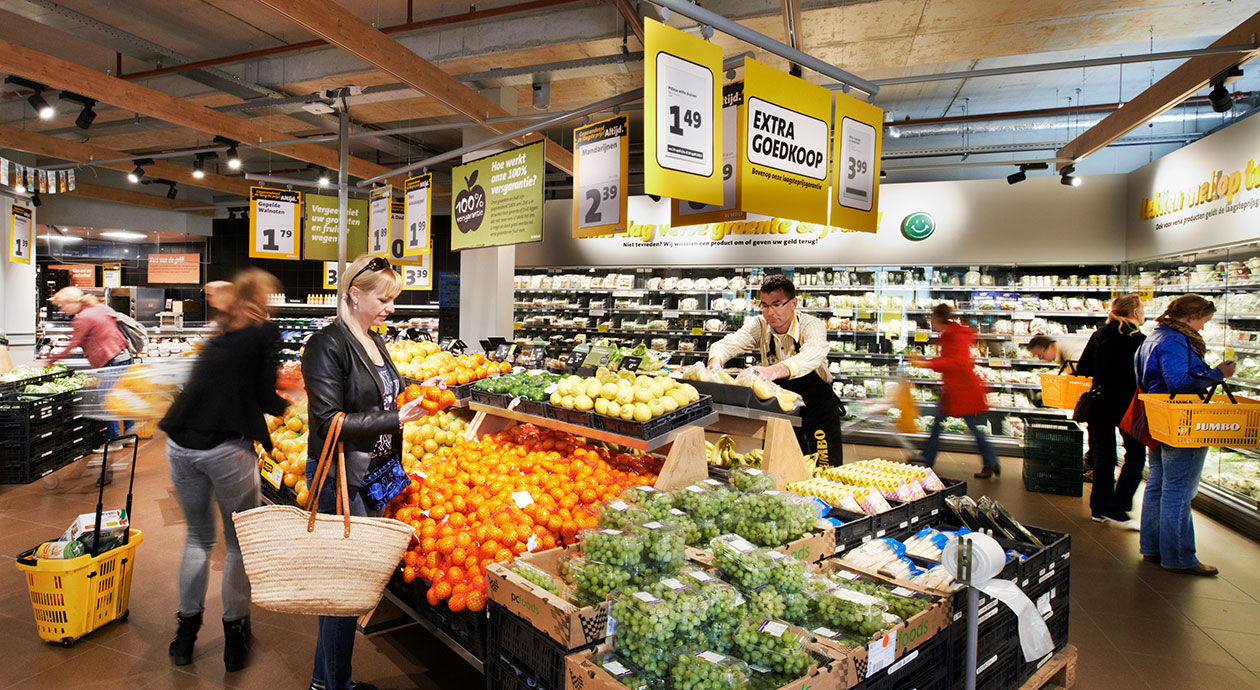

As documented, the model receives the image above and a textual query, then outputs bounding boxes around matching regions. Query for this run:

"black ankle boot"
[168,611,202,666]
[223,617,250,672]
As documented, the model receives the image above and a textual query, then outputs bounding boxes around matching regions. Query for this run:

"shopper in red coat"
[911,304,1001,478]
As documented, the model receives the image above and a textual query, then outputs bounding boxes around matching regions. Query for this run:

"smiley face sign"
[901,212,936,241]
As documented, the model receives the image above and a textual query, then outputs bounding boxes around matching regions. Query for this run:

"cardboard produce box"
[685,523,837,568]
[485,547,610,650]
[565,643,852,690]
[815,560,953,684]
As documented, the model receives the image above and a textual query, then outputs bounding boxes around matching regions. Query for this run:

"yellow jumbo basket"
[1140,387,1260,448]
[15,529,142,647]
[1039,363,1093,410]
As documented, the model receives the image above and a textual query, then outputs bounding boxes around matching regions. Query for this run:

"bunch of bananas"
[705,434,765,467]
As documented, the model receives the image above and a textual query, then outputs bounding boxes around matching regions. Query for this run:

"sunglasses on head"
[348,257,391,289]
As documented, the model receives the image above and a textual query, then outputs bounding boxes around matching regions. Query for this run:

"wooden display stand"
[707,408,812,488]
[1019,645,1077,690]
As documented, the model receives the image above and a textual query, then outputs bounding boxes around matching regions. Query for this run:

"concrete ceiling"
[0,0,1256,198]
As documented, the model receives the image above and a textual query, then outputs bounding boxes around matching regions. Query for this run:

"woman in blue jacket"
[1135,294,1235,576]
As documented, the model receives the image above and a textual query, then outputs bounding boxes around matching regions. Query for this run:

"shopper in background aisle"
[1135,294,1233,576]
[1076,295,1147,527]
[707,274,844,465]
[911,304,1001,478]
[302,254,427,690]
[159,268,286,671]
[1028,333,1085,368]
[45,287,131,447]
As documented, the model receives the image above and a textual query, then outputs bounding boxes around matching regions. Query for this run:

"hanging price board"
[644,17,723,206]
[582,344,617,368]
[403,174,431,257]
[249,187,301,260]
[399,255,432,291]
[9,203,32,264]
[830,91,883,233]
[369,185,392,256]
[323,261,340,289]
[102,264,121,288]
[573,115,629,237]
[673,81,747,227]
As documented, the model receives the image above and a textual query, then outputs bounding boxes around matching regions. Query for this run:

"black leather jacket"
[302,319,402,490]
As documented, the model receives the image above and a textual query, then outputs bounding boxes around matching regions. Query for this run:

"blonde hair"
[339,253,403,321]
[1108,294,1143,334]
[222,268,280,331]
[51,286,98,307]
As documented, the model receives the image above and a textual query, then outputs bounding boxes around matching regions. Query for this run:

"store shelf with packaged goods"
[268,302,438,312]
[904,309,1108,318]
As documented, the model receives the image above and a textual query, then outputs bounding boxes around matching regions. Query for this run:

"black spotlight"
[1007,169,1027,185]
[128,164,145,184]
[1209,82,1232,113]
[5,76,54,119]
[60,93,97,129]
[166,183,178,200]
[215,136,241,169]
[30,191,41,207]
[1060,164,1080,187]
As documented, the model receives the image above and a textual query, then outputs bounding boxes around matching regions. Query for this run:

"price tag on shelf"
[1224,347,1237,361]
[1013,311,1035,320]
[856,308,875,319]
[834,308,854,317]
[589,309,607,317]
[914,332,930,342]
[691,327,704,336]
[597,324,610,333]
[583,344,616,368]
[529,347,547,368]
[259,458,283,490]
[988,358,1012,368]
[512,322,524,330]
[662,310,680,319]
[619,356,642,373]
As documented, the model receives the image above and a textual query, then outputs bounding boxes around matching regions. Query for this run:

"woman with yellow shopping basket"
[1131,295,1234,577]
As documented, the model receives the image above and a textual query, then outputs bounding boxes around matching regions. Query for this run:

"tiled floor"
[0,436,1256,689]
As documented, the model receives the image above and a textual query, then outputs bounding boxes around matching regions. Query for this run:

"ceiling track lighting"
[128,158,154,184]
[215,136,241,170]
[30,191,41,207]
[1006,162,1049,185]
[5,76,55,120]
[312,165,331,187]
[191,151,217,179]
[166,182,178,200]
[1208,66,1244,113]
[1060,164,1081,187]
[59,92,96,130]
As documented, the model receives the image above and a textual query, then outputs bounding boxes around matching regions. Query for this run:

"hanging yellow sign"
[740,57,831,225]
[672,81,747,227]
[830,92,883,233]
[644,18,723,206]
[572,115,629,238]
[248,187,301,260]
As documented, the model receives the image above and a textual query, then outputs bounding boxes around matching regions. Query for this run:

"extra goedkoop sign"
[740,57,832,225]
[450,140,545,251]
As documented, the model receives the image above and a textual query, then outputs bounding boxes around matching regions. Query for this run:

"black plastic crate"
[450,380,480,401]
[906,491,944,528]
[485,655,560,690]
[0,392,63,426]
[424,596,489,662]
[950,604,1020,690]
[470,389,510,408]
[260,479,297,506]
[0,437,64,484]
[489,603,592,689]
[592,395,714,439]
[0,370,61,397]
[1022,454,1084,478]
[940,478,967,497]
[515,398,548,418]
[62,436,95,465]
[1026,525,1071,568]
[1022,471,1083,497]
[544,403,595,428]
[870,499,912,538]
[1024,420,1084,460]
[828,509,874,555]
[1019,608,1070,683]
[854,628,951,690]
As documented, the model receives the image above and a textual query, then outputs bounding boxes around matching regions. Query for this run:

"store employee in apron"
[707,274,844,465]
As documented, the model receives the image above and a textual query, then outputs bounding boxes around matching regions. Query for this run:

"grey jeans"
[167,437,260,621]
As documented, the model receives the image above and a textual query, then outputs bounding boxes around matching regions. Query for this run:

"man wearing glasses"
[707,274,843,465]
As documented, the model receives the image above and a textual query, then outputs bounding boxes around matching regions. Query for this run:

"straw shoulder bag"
[233,412,414,616]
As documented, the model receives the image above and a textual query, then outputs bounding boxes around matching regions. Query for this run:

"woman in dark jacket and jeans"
[302,254,426,690]
[1076,294,1147,526]
[160,267,286,671]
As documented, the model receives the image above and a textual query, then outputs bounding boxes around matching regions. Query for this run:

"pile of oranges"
[385,423,658,613]
[387,340,513,385]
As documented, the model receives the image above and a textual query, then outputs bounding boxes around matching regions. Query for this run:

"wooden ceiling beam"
[1056,10,1260,170]
[249,0,575,175]
[0,39,406,186]
[611,0,645,46]
[69,181,215,215]
[0,125,251,197]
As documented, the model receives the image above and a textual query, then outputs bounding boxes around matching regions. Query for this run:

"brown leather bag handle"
[307,412,353,538]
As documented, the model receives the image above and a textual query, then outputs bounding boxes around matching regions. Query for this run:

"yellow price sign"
[259,458,282,489]
[914,332,930,343]
[513,322,524,330]
[597,324,610,333]
[692,327,704,336]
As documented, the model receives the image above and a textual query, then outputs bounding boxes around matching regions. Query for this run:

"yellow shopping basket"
[16,530,142,646]
[14,436,141,646]
[1039,361,1093,410]
[1141,383,1260,448]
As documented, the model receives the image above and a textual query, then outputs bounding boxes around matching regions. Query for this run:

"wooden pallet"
[1019,644,1077,690]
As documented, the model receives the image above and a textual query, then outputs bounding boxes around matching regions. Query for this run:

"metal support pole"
[337,89,350,308]
[965,586,979,690]
[648,0,880,97]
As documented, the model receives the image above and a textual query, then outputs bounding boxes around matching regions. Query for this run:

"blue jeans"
[308,459,367,690]
[167,437,258,620]
[921,414,999,468]
[101,354,132,439]
[1141,444,1208,569]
